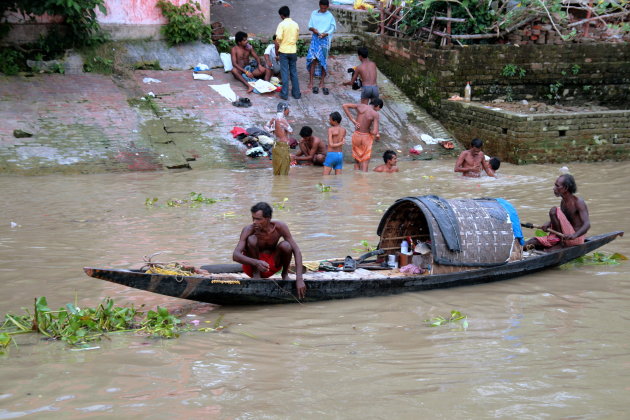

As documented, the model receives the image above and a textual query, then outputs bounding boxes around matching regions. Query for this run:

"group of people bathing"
[230,2,390,174]
[233,173,591,299]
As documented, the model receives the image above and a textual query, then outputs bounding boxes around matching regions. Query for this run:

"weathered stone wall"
[367,33,630,110]
[440,101,630,164]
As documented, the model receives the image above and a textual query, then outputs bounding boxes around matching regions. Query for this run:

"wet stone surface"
[0,55,456,175]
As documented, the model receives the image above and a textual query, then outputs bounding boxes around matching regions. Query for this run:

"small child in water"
[323,111,346,175]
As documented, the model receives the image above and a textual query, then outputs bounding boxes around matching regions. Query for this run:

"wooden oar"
[521,222,566,239]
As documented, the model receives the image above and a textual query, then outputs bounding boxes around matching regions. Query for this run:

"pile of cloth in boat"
[229,126,298,158]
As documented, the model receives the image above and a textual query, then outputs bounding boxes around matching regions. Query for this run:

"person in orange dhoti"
[342,99,383,172]
[525,174,591,250]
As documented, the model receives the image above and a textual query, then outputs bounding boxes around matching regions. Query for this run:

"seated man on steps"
[232,202,306,299]
[230,31,271,93]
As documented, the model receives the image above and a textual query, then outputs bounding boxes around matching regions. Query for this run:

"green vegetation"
[128,94,160,115]
[272,197,289,210]
[0,297,226,353]
[501,64,526,78]
[351,240,377,254]
[317,183,334,193]
[156,0,212,46]
[145,192,223,208]
[562,251,627,268]
[0,48,23,75]
[425,310,468,329]
[379,1,629,45]
[0,0,107,47]
[134,60,162,70]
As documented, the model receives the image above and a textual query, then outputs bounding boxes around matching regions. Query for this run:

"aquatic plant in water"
[562,251,627,268]
[145,192,224,208]
[425,310,468,329]
[0,297,226,353]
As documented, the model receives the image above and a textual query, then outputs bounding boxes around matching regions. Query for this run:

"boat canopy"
[377,195,521,267]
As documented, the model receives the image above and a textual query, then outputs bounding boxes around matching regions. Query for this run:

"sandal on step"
[343,256,357,272]
[312,86,319,94]
[322,87,329,95]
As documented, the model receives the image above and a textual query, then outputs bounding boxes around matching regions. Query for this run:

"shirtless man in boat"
[524,174,590,250]
[454,138,496,178]
[342,98,383,172]
[343,47,378,105]
[233,202,306,298]
[231,31,272,93]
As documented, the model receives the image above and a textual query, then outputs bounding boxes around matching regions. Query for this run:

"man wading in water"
[233,202,306,299]
[342,98,383,172]
[265,102,293,175]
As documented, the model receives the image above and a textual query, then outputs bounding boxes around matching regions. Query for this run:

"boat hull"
[84,232,623,305]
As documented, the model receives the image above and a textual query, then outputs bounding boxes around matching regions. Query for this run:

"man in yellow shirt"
[275,6,301,100]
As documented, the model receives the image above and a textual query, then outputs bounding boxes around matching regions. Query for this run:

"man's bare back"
[355,60,377,86]
[353,103,379,135]
[327,125,346,152]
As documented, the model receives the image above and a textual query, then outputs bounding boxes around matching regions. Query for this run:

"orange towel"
[351,131,374,162]
[536,207,585,247]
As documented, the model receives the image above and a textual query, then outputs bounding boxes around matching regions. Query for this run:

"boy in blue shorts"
[323,111,346,175]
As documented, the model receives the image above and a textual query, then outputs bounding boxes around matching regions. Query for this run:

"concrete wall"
[2,0,211,43]
[440,101,630,164]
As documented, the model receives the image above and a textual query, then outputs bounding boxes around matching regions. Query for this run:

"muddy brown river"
[1,159,629,419]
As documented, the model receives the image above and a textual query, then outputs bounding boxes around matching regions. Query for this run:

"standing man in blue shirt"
[275,6,301,100]
[307,0,336,95]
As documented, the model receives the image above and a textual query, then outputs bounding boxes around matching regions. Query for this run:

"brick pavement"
[0,54,454,174]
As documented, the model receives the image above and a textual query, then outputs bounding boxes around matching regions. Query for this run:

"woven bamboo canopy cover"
[376,195,517,267]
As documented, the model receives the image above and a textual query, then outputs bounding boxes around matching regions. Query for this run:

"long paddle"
[521,222,566,239]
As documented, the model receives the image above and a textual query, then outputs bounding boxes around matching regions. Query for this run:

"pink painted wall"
[97,0,210,25]
[2,0,210,25]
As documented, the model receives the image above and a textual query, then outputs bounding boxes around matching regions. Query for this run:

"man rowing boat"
[524,174,590,250]
[232,202,306,298]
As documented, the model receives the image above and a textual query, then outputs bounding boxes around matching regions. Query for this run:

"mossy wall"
[440,101,630,164]
[366,33,630,109]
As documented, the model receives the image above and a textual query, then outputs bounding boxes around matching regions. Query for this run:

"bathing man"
[454,138,496,178]
[373,150,399,173]
[342,98,383,172]
[292,126,327,165]
[323,111,346,175]
[343,47,378,104]
[524,174,590,250]
[233,202,305,299]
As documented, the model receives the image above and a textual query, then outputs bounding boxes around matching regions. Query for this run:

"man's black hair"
[320,0,330,5]
[560,174,577,194]
[278,5,290,17]
[471,138,483,149]
[235,31,247,43]
[299,126,313,137]
[357,47,369,58]
[383,150,397,163]
[251,202,273,218]
[489,157,501,171]
[370,98,384,108]
[272,34,277,40]
[330,111,342,123]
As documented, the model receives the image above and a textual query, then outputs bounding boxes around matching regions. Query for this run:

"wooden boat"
[84,231,622,305]
[83,196,623,305]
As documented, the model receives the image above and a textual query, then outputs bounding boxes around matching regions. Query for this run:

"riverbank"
[0,50,456,175]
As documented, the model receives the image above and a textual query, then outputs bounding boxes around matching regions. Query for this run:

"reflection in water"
[1,160,629,418]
